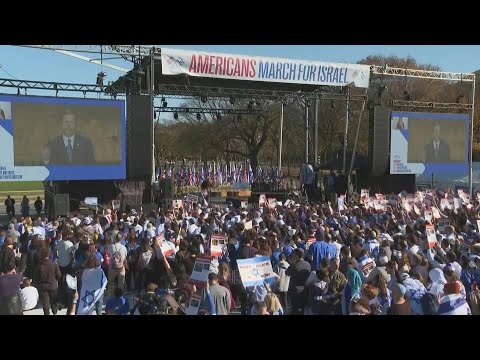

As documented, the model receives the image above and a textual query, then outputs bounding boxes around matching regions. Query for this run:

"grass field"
[0,181,44,192]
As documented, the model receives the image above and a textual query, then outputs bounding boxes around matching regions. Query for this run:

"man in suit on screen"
[46,109,95,165]
[423,121,450,163]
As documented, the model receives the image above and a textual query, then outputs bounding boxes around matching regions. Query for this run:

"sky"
[0,45,479,98]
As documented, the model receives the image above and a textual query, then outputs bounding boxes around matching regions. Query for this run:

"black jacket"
[48,133,95,165]
[0,247,16,274]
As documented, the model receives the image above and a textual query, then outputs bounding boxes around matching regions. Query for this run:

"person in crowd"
[105,287,130,315]
[20,277,39,312]
[34,197,43,216]
[35,247,61,315]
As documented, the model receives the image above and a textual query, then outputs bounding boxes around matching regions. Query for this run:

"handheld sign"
[426,224,437,249]
[112,200,121,210]
[189,256,213,287]
[85,197,98,206]
[361,189,369,202]
[237,256,276,287]
[185,293,202,315]
[338,195,346,211]
[210,234,226,257]
[267,198,277,209]
[259,194,266,207]
[186,194,199,204]
[424,210,433,223]
[431,206,441,220]
[240,200,247,209]
[438,219,450,234]
[172,200,184,209]
[244,220,253,230]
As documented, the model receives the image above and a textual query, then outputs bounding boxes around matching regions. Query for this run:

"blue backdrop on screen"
[0,94,126,181]
[390,111,469,176]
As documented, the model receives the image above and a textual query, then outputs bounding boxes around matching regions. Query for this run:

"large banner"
[237,256,276,287]
[390,112,469,176]
[161,48,370,88]
[0,95,126,181]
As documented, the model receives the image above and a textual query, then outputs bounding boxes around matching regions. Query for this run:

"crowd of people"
[0,187,479,315]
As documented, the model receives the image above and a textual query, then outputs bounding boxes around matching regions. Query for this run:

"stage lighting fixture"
[229,97,235,105]
[17,88,20,95]
[201,95,208,103]
[330,100,335,109]
[174,112,179,120]
[161,97,166,102]
[162,101,168,107]
[237,114,242,120]
[217,113,222,120]
[185,108,190,113]
[154,111,157,119]
[256,101,261,107]
[247,103,254,111]
[96,71,106,87]
[403,90,411,101]
[196,113,201,120]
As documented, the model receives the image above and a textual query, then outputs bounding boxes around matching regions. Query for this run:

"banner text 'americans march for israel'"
[161,48,370,88]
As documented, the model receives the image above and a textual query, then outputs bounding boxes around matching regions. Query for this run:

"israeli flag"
[76,267,108,315]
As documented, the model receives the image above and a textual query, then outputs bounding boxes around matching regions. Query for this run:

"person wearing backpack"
[107,233,127,297]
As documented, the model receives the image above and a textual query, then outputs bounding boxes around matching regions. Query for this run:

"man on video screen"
[46,109,95,165]
[423,121,450,163]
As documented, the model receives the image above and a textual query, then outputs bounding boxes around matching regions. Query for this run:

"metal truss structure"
[154,106,264,115]
[0,77,110,95]
[156,83,368,102]
[21,45,156,58]
[371,66,475,82]
[391,99,473,111]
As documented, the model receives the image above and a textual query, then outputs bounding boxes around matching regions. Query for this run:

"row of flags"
[155,162,284,187]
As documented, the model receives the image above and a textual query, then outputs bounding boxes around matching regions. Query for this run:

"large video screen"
[390,111,469,175]
[0,95,126,181]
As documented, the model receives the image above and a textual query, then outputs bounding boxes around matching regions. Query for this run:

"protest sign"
[112,200,121,210]
[172,200,184,209]
[438,219,450,234]
[190,256,213,287]
[424,210,433,223]
[361,189,369,202]
[362,261,374,277]
[186,194,199,204]
[259,194,266,207]
[244,220,253,230]
[156,234,174,257]
[85,197,98,206]
[185,293,202,315]
[268,198,277,209]
[431,206,441,219]
[426,224,437,249]
[210,234,226,257]
[237,256,276,287]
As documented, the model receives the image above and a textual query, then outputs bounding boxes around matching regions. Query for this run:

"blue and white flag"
[236,256,276,287]
[77,267,108,315]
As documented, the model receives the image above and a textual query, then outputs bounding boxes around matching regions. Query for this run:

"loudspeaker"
[126,95,153,179]
[159,177,175,199]
[369,106,390,176]
[54,194,70,217]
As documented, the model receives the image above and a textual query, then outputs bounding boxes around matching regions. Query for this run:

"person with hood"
[341,268,362,315]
